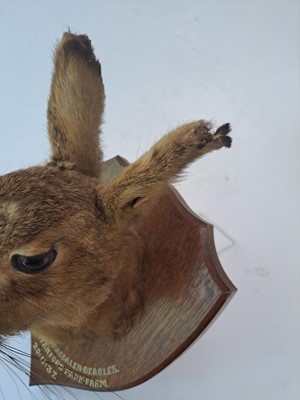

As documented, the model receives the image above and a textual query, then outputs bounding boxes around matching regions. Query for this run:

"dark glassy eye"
[11,249,57,274]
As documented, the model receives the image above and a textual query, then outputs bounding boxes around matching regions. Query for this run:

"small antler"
[47,31,105,178]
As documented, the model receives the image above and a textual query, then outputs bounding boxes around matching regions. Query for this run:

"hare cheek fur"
[0,32,232,346]
[0,168,142,344]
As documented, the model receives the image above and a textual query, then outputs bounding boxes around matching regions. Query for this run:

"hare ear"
[97,120,232,225]
[47,32,105,178]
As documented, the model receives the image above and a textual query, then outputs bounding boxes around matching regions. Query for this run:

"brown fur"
[0,32,232,345]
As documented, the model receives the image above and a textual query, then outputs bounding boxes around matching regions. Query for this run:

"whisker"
[1,358,40,400]
[1,344,74,400]
[0,388,4,400]
[3,361,23,400]
[1,340,129,400]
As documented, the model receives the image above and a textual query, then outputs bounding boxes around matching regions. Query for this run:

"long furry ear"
[47,31,105,178]
[98,121,232,225]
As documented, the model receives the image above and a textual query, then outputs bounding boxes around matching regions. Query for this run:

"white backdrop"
[0,1,299,399]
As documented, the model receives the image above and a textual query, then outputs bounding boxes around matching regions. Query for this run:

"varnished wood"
[30,156,236,391]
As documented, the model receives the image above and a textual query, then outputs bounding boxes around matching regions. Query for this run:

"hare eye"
[11,249,57,274]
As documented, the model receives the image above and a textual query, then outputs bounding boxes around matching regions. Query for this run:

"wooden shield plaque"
[30,156,236,391]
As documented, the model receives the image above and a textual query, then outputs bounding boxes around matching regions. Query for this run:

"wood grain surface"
[30,156,236,391]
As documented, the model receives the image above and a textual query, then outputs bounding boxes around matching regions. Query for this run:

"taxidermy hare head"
[0,32,232,346]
